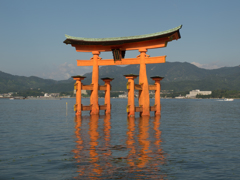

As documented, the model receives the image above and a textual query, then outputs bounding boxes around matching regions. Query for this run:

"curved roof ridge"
[65,25,182,42]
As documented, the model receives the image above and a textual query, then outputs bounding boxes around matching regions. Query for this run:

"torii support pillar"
[124,74,138,117]
[151,76,164,115]
[72,75,86,116]
[138,48,150,116]
[90,51,100,115]
[101,77,114,114]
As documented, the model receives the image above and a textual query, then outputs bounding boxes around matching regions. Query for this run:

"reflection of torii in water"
[73,115,166,179]
[64,25,182,116]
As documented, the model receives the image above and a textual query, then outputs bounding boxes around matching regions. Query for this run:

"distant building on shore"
[73,90,87,95]
[186,89,212,98]
[119,94,127,98]
[44,93,60,97]
[81,90,87,95]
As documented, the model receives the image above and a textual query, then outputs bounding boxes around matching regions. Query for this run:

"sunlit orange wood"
[135,106,143,112]
[82,84,93,90]
[77,56,166,66]
[101,78,114,114]
[124,74,138,117]
[99,104,107,110]
[82,84,106,90]
[90,51,100,115]
[134,84,142,90]
[148,84,156,90]
[72,76,86,115]
[151,76,164,115]
[73,38,168,52]
[150,105,156,111]
[138,49,150,116]
[82,105,92,111]
[98,85,107,91]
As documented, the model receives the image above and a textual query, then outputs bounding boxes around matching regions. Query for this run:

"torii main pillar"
[91,51,100,114]
[138,48,150,116]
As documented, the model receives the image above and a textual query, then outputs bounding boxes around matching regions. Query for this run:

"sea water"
[0,98,239,179]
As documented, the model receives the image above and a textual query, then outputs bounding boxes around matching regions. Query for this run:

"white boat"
[175,96,185,99]
[9,98,14,100]
[223,98,234,101]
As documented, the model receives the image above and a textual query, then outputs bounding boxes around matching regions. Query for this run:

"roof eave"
[63,25,182,46]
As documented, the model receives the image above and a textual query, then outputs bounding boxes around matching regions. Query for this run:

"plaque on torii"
[64,25,182,116]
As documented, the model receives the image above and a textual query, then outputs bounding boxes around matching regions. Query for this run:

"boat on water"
[223,98,234,101]
[175,96,185,99]
[9,97,25,100]
[26,97,61,100]
[217,98,234,101]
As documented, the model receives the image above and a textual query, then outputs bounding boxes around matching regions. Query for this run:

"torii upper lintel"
[64,25,182,52]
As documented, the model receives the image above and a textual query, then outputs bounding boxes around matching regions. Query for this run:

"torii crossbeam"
[64,25,182,116]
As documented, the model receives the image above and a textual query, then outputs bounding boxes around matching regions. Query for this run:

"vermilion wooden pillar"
[72,75,86,115]
[90,51,100,115]
[138,48,150,116]
[101,77,114,114]
[124,74,138,117]
[151,76,164,115]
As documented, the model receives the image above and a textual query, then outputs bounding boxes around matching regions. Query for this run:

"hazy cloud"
[39,62,92,80]
[191,62,225,69]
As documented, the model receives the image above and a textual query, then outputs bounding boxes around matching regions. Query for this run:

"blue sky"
[0,0,240,80]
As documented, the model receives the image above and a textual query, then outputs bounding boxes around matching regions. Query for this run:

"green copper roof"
[101,77,114,80]
[150,76,164,79]
[124,74,139,77]
[71,75,86,78]
[64,25,182,45]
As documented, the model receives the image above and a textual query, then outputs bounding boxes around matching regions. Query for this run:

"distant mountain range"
[1,62,240,93]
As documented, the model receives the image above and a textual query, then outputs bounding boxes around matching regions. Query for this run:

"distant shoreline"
[1,97,239,100]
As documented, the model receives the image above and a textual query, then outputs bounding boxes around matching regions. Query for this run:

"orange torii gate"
[64,25,182,116]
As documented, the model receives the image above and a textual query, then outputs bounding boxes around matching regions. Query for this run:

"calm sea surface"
[0,98,239,179]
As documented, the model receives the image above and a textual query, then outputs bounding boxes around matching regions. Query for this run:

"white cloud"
[191,62,226,69]
[38,62,92,80]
